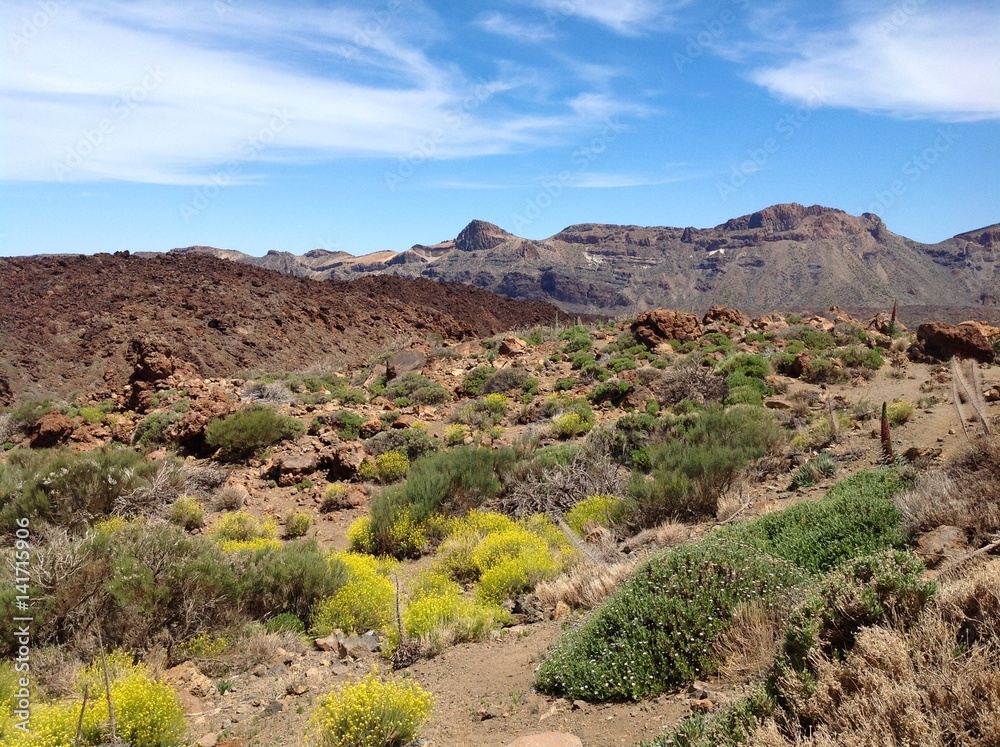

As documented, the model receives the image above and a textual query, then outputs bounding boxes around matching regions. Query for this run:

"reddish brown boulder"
[31,412,75,448]
[866,312,906,335]
[631,309,702,348]
[912,322,995,363]
[165,389,235,448]
[702,305,749,327]
[499,335,529,356]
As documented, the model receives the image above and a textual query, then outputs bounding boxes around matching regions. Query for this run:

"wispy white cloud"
[747,3,1000,121]
[475,11,555,43]
[0,1,624,184]
[568,172,701,188]
[529,0,690,36]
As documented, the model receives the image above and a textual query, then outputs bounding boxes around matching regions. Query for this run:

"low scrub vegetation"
[205,405,304,457]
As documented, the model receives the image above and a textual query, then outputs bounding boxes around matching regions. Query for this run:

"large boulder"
[702,305,749,327]
[31,412,75,448]
[631,309,702,348]
[912,322,995,363]
[385,349,427,380]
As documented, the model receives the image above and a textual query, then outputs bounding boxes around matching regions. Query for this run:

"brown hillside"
[0,253,561,403]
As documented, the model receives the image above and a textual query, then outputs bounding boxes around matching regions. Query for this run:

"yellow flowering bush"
[210,511,278,553]
[481,393,509,414]
[167,495,205,531]
[6,654,185,747]
[565,494,628,535]
[348,516,376,553]
[397,572,511,652]
[311,671,433,747]
[374,450,410,483]
[311,552,397,636]
[91,670,186,747]
[433,511,575,604]
[179,632,229,659]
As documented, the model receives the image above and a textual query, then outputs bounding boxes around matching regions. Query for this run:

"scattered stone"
[197,732,218,747]
[690,699,715,714]
[392,414,417,429]
[263,699,283,716]
[571,700,586,711]
[164,661,216,700]
[477,706,499,721]
[286,682,309,696]
[553,601,571,620]
[314,633,342,653]
[340,633,381,659]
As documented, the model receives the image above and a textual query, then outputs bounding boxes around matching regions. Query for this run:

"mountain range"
[171,203,998,315]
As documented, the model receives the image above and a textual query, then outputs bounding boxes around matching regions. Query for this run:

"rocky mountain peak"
[721,203,844,233]
[455,220,511,252]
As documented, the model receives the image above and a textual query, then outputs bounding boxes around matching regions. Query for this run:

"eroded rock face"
[913,322,995,363]
[385,349,427,380]
[631,309,703,348]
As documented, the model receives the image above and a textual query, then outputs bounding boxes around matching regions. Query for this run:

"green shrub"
[444,424,466,446]
[777,550,933,676]
[560,326,593,354]
[0,446,160,531]
[789,452,838,489]
[234,539,348,622]
[364,427,438,461]
[644,686,775,747]
[722,468,908,574]
[535,541,808,701]
[205,405,304,457]
[565,494,628,535]
[365,447,516,557]
[133,411,181,449]
[168,495,205,531]
[383,373,450,405]
[834,344,884,371]
[554,377,578,392]
[7,397,56,428]
[461,366,495,396]
[323,409,366,440]
[552,412,591,439]
[310,672,433,747]
[400,573,509,651]
[321,483,349,512]
[886,399,916,426]
[265,612,306,635]
[482,368,535,395]
[284,510,313,538]
[628,405,786,524]
[590,379,631,406]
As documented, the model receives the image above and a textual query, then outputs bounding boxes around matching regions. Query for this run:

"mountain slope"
[0,253,561,402]
[172,204,998,315]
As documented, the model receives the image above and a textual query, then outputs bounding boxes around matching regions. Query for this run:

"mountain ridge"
[169,203,998,314]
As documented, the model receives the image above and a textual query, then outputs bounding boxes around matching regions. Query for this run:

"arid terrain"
[1,261,999,747]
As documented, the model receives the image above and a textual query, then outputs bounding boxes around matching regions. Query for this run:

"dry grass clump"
[752,559,1000,746]
[535,559,638,612]
[713,600,785,683]
[894,436,1000,544]
[215,482,250,510]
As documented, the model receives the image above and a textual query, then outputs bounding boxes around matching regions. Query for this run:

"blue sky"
[1,0,998,257]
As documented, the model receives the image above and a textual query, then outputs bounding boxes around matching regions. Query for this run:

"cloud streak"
[748,4,1000,121]
[0,1,624,184]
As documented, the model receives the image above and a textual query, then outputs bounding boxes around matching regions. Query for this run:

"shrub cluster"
[628,405,786,524]
[382,373,450,406]
[311,552,396,636]
[205,405,304,457]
